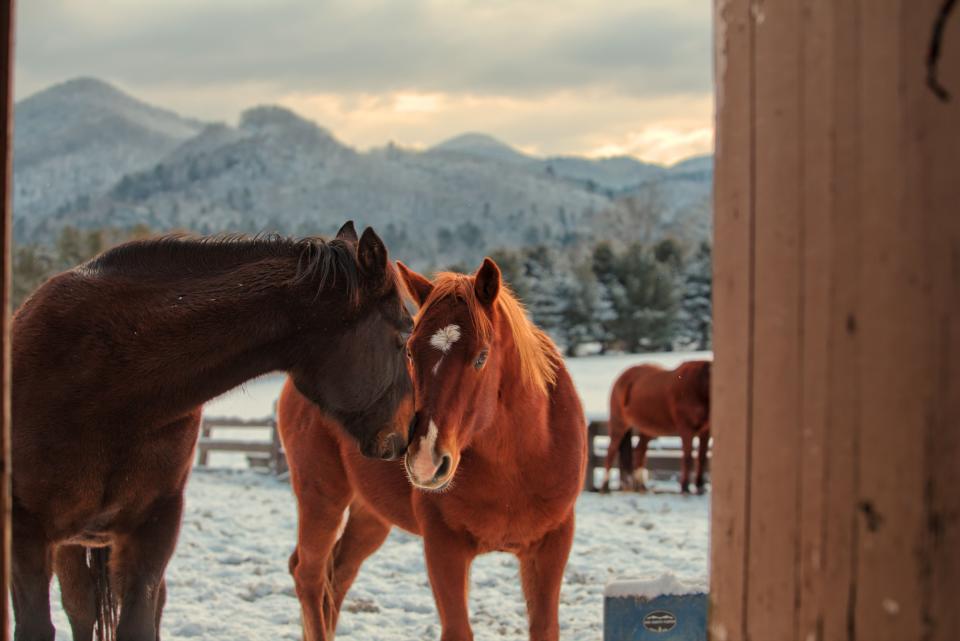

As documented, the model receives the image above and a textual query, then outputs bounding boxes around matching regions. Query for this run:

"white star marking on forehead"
[429,324,461,353]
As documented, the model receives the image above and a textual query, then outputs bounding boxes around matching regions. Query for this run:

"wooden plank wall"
[710,1,960,640]
[0,1,13,637]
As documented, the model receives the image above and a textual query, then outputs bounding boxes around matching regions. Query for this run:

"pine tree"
[556,260,606,356]
[522,246,565,339]
[677,241,713,350]
[592,241,678,353]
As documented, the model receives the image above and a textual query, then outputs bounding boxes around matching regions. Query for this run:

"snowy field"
[42,351,711,640]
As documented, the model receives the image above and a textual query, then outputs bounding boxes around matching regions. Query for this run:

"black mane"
[84,233,360,299]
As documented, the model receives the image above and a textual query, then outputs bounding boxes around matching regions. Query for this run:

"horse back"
[614,362,710,436]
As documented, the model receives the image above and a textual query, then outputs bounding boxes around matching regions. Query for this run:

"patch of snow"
[33,470,708,641]
[604,572,706,599]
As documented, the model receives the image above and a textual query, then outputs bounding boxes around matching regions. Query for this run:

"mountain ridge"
[14,78,713,268]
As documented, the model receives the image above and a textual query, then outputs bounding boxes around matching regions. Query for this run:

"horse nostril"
[435,454,452,479]
[381,433,407,461]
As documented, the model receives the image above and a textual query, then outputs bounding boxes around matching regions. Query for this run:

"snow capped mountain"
[14,78,713,267]
[13,77,206,238]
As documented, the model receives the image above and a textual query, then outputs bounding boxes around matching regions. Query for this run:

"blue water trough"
[603,575,707,641]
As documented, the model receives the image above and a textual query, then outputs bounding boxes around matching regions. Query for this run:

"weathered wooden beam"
[710,1,960,639]
[0,1,13,637]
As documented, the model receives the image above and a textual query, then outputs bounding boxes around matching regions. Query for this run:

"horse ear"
[474,257,501,308]
[357,227,388,284]
[396,261,433,307]
[335,220,359,244]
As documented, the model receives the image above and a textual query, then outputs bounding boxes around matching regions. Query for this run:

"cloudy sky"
[15,0,713,164]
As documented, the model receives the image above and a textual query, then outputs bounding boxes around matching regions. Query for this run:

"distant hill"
[430,132,532,164]
[14,78,713,268]
[13,77,206,239]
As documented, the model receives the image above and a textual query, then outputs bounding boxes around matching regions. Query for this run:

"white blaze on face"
[429,324,461,353]
[411,420,440,482]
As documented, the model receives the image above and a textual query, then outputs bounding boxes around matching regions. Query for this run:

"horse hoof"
[696,485,708,495]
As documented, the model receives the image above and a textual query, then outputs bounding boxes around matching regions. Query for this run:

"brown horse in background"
[12,222,415,641]
[279,258,586,641]
[601,360,711,494]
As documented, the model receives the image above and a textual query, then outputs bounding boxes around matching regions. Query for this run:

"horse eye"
[474,350,488,370]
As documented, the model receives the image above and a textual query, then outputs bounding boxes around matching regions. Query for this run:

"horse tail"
[607,375,635,482]
[319,536,343,638]
[617,421,634,477]
[90,547,119,641]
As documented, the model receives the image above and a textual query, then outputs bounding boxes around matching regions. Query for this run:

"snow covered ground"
[41,351,711,640]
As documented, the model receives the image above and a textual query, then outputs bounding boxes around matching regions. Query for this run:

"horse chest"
[437,483,567,553]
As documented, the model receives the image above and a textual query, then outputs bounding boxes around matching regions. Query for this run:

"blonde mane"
[418,273,562,395]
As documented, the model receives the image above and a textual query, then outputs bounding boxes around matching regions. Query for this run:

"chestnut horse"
[601,360,711,494]
[12,222,415,641]
[279,258,586,641]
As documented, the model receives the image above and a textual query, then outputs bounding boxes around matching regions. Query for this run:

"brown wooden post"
[583,421,601,492]
[198,421,211,466]
[0,1,13,636]
[270,400,286,474]
[711,1,960,640]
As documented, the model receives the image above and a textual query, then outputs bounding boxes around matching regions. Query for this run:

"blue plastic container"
[603,580,707,641]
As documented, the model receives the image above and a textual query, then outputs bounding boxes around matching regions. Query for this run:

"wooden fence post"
[710,2,960,640]
[0,1,14,636]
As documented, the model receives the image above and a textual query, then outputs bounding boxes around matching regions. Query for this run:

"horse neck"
[471,320,554,460]
[106,260,334,416]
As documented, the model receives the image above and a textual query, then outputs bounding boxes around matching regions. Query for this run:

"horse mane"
[84,232,361,302]
[420,273,562,395]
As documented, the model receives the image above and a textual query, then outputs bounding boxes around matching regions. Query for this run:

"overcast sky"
[15,0,713,164]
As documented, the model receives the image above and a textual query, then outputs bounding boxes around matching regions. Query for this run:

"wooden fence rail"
[196,411,287,474]
[196,412,707,490]
[582,421,711,492]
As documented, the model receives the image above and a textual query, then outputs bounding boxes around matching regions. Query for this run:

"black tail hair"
[617,428,635,478]
[89,547,119,641]
[615,378,636,478]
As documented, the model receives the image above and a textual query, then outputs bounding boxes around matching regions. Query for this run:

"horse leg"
[54,545,96,641]
[422,507,479,641]
[601,418,628,492]
[679,430,695,494]
[519,514,575,641]
[288,460,353,641]
[112,493,184,641]
[631,433,651,492]
[695,428,711,494]
[328,502,392,628]
[12,510,55,641]
[155,578,167,638]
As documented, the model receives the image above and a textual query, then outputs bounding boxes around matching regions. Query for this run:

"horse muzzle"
[404,418,457,490]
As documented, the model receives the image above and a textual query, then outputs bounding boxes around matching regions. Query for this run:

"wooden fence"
[196,410,287,475]
[196,409,709,492]
[582,420,711,492]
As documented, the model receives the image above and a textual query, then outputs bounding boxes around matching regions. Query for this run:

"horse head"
[396,258,560,491]
[288,222,415,461]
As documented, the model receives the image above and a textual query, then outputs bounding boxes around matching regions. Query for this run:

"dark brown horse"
[279,259,586,641]
[11,222,415,641]
[601,360,711,494]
